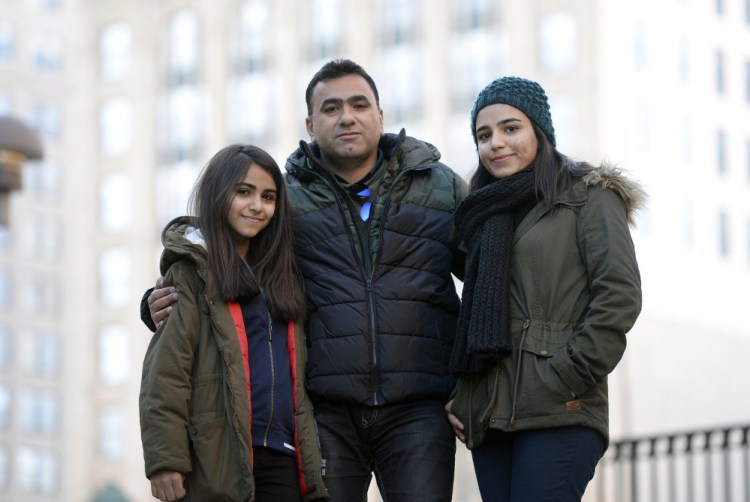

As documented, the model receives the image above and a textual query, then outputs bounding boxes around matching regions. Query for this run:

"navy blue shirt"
[240,294,296,456]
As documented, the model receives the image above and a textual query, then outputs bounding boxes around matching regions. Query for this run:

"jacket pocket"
[451,367,501,448]
[186,412,248,501]
[514,327,577,419]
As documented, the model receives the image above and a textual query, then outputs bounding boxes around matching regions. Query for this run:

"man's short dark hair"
[305,59,381,116]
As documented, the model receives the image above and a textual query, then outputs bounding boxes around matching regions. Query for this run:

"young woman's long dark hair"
[189,144,305,320]
[469,124,584,207]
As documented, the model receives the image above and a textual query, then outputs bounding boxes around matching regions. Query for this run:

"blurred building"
[0,0,748,500]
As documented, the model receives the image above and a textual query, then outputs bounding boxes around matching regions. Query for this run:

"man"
[144,59,466,501]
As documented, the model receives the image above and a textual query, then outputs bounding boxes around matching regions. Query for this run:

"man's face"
[306,74,384,179]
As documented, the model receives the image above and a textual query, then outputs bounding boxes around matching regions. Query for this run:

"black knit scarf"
[450,166,538,374]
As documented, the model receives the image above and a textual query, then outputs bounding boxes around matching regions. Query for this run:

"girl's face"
[227,162,277,255]
[475,103,538,179]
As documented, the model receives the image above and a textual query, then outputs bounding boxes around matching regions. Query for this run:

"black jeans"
[252,446,300,502]
[471,426,605,502]
[314,399,456,502]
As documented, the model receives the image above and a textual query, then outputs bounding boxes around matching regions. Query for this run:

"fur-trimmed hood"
[578,162,647,228]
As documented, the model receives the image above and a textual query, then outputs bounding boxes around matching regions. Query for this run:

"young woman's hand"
[445,400,466,443]
[150,470,186,502]
[148,276,178,329]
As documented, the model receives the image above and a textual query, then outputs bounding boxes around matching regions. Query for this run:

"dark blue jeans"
[314,399,456,502]
[471,426,604,502]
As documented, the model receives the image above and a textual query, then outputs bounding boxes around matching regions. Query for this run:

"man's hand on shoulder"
[149,276,178,330]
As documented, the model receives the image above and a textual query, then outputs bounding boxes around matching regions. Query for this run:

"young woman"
[446,77,645,501]
[139,145,328,502]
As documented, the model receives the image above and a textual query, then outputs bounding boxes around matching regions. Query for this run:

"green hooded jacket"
[450,164,646,449]
[139,216,328,501]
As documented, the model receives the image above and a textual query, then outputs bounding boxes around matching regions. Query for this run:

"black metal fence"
[588,424,750,502]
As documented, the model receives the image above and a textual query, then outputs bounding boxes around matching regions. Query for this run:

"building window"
[29,102,61,140]
[37,0,62,9]
[745,60,750,102]
[16,447,58,494]
[451,0,496,30]
[25,159,62,196]
[158,87,204,162]
[31,215,61,261]
[682,202,694,248]
[448,30,507,114]
[0,93,10,115]
[166,10,200,86]
[716,0,724,14]
[746,0,750,24]
[100,97,133,157]
[0,447,7,490]
[99,325,130,385]
[376,0,416,46]
[100,172,133,233]
[99,22,131,82]
[0,325,10,370]
[549,96,577,154]
[99,249,131,308]
[305,0,342,60]
[226,74,275,144]
[680,119,692,165]
[719,211,730,257]
[374,45,423,124]
[716,50,725,94]
[233,1,270,73]
[539,11,577,73]
[20,389,58,433]
[0,267,10,311]
[0,22,15,62]
[23,273,59,316]
[20,331,60,376]
[0,385,10,428]
[372,0,422,124]
[227,1,274,144]
[100,406,125,460]
[717,130,727,174]
[30,33,63,72]
[633,22,646,70]
[678,38,689,83]
[154,161,200,229]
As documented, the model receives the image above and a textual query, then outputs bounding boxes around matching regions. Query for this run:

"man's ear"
[305,116,316,143]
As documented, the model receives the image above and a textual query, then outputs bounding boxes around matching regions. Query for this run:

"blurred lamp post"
[0,115,44,225]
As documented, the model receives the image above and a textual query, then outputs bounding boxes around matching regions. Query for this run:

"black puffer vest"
[285,130,466,406]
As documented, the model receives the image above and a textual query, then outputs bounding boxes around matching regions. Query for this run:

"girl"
[139,145,328,502]
[446,77,645,501]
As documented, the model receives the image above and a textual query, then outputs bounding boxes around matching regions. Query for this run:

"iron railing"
[589,424,750,502]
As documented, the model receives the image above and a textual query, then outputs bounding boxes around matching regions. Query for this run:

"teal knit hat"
[470,76,556,147]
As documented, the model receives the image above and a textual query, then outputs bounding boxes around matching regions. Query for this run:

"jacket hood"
[159,215,208,275]
[285,129,442,179]
[578,162,647,228]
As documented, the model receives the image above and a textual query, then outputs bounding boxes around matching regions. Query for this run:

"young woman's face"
[475,103,539,179]
[227,163,277,253]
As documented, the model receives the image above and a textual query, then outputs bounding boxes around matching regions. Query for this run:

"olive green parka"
[450,164,645,449]
[139,217,328,501]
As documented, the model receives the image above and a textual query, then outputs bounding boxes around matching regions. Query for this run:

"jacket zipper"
[262,311,274,447]
[509,319,531,426]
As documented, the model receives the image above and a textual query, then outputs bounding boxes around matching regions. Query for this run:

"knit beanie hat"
[470,76,556,147]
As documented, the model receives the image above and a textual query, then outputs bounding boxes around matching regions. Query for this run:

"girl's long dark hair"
[468,123,584,206]
[188,144,305,320]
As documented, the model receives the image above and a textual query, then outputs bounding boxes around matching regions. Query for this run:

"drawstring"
[510,319,531,426]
